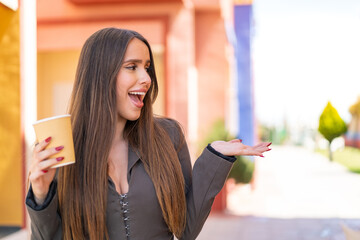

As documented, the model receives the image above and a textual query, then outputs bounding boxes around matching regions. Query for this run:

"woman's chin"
[127,113,141,121]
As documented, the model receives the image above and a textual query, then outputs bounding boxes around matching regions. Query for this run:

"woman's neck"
[113,119,126,144]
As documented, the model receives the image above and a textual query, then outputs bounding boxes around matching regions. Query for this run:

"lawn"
[317,147,360,173]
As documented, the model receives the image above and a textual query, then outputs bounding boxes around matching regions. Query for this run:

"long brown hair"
[57,28,186,239]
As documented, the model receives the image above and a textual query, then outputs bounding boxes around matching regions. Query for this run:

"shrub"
[318,101,347,161]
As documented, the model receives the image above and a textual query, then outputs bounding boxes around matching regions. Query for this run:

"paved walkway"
[197,145,360,240]
[3,145,360,240]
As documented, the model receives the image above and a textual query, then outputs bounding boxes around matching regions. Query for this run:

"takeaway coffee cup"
[33,114,75,168]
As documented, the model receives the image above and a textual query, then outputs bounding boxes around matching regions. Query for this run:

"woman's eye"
[126,65,136,70]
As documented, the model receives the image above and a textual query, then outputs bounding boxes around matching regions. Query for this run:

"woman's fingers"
[34,136,52,154]
[240,142,271,157]
[254,142,271,156]
[31,135,64,173]
[229,139,242,143]
[253,142,270,149]
[37,157,64,171]
[28,169,48,182]
[28,166,56,180]
[33,136,64,161]
[37,145,64,162]
[29,156,63,180]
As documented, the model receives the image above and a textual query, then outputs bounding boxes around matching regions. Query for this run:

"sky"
[252,0,360,129]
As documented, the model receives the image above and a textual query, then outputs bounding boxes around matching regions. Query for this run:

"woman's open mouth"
[128,91,146,108]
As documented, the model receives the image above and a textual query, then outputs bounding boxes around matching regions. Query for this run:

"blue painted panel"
[234,5,254,146]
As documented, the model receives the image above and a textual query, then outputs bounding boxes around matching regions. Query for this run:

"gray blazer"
[26,118,234,240]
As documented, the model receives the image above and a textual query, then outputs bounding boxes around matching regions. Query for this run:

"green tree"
[318,102,347,161]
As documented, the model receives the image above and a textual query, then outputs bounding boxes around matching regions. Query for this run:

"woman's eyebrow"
[123,59,151,64]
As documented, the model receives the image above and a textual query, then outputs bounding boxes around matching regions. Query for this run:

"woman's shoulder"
[155,116,180,129]
[154,117,185,146]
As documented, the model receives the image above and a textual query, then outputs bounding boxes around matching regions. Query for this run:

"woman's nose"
[140,69,151,86]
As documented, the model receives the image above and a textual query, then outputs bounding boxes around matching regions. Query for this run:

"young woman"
[26,28,271,240]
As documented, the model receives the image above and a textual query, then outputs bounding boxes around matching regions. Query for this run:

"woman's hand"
[28,137,64,205]
[210,139,271,157]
